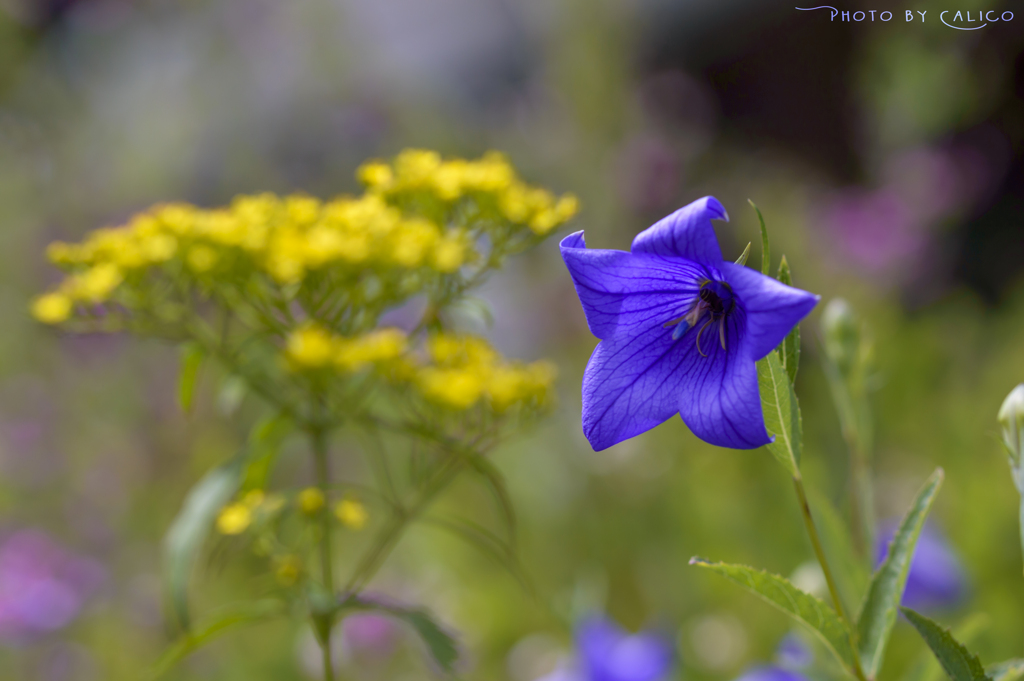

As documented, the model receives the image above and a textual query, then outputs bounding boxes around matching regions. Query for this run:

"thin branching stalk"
[792,474,868,681]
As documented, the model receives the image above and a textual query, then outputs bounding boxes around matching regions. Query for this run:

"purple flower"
[876,522,966,611]
[0,530,105,644]
[733,665,810,681]
[775,633,812,670]
[561,196,819,450]
[536,616,674,681]
[342,612,399,658]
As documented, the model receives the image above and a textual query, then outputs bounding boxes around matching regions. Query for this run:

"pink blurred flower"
[0,530,105,644]
[342,612,399,658]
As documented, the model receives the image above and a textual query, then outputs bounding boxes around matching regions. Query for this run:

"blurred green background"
[1,0,1023,678]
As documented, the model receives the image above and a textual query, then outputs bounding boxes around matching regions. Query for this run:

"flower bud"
[998,384,1024,470]
[821,298,859,374]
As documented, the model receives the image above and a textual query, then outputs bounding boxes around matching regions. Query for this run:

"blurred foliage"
[1,0,1024,680]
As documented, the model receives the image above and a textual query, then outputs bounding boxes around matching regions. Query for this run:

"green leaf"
[757,350,802,475]
[988,659,1024,681]
[857,469,945,678]
[163,458,243,630]
[810,490,870,616]
[399,609,459,673]
[903,614,989,681]
[178,343,204,414]
[901,608,990,681]
[241,415,292,492]
[217,374,248,416]
[424,516,535,596]
[735,242,752,266]
[344,596,459,674]
[689,558,857,673]
[776,255,801,384]
[1018,491,1024,577]
[146,600,286,680]
[749,199,770,275]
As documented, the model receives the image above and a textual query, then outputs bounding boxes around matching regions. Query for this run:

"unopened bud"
[998,384,1024,470]
[822,298,859,373]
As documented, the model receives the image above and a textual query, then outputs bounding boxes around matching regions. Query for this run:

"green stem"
[312,425,335,681]
[793,475,868,681]
[846,433,874,559]
[344,457,465,593]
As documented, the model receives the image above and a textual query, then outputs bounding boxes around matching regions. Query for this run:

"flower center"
[663,279,735,356]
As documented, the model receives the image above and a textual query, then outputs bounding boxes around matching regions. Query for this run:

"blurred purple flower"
[0,530,105,644]
[820,141,1007,277]
[774,633,812,670]
[820,189,924,273]
[875,522,966,611]
[733,665,810,681]
[535,615,674,681]
[342,612,399,659]
[561,196,818,450]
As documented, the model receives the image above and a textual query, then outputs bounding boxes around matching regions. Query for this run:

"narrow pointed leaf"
[241,415,292,492]
[757,350,802,475]
[857,469,945,678]
[901,608,990,681]
[810,490,870,616]
[749,199,770,275]
[1018,486,1024,576]
[146,599,286,680]
[988,660,1024,681]
[735,242,752,266]
[178,343,204,414]
[424,516,535,596]
[163,458,243,630]
[777,255,801,383]
[903,615,989,681]
[344,596,459,673]
[690,558,857,673]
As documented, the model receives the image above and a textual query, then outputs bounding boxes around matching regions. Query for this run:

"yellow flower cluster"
[31,150,577,327]
[282,325,555,412]
[335,498,368,529]
[216,490,284,535]
[417,333,557,411]
[285,325,408,372]
[357,149,579,235]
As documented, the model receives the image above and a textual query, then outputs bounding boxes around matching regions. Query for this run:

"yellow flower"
[390,219,440,268]
[297,487,325,515]
[217,503,252,535]
[335,328,408,371]
[426,333,497,368]
[274,555,302,585]
[418,367,487,409]
[554,193,579,220]
[46,242,80,266]
[431,234,467,273]
[485,365,528,412]
[286,195,321,226]
[335,498,368,530]
[357,161,394,190]
[31,292,73,324]
[67,263,123,302]
[432,160,467,200]
[242,489,266,507]
[186,245,219,273]
[285,325,335,369]
[394,149,442,189]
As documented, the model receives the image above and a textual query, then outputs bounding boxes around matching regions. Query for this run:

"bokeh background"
[1,0,1024,678]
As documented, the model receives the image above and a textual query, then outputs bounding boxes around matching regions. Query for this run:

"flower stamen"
[695,319,713,357]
